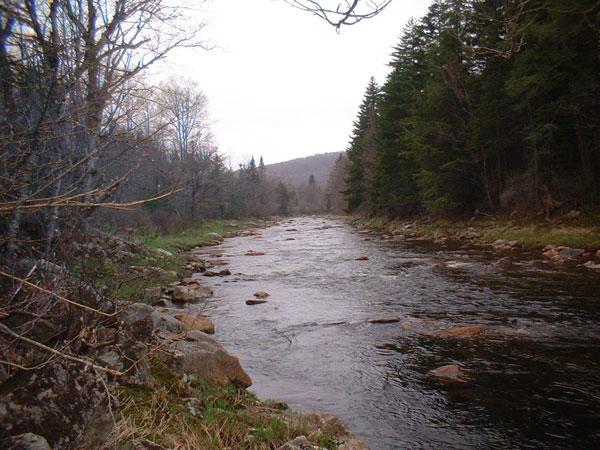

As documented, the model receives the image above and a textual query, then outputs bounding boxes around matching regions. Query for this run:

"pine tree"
[345,77,380,213]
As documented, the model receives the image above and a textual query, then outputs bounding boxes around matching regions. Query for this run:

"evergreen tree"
[345,77,380,212]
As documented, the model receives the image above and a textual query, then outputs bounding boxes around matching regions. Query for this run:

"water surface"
[190,217,600,449]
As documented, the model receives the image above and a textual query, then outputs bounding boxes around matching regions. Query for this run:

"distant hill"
[264,152,343,187]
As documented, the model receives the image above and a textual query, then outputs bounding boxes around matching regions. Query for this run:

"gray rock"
[0,433,51,450]
[98,350,121,368]
[207,232,224,242]
[119,302,183,338]
[0,361,105,449]
[246,299,267,305]
[171,285,213,304]
[203,268,231,277]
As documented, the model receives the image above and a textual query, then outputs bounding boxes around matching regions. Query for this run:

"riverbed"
[191,216,600,449]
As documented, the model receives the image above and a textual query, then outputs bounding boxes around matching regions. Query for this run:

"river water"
[191,216,600,449]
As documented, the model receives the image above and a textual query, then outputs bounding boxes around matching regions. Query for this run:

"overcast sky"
[158,0,431,167]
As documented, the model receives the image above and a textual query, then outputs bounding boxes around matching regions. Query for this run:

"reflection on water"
[189,217,600,449]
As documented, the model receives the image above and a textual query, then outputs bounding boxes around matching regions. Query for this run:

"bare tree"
[284,0,393,28]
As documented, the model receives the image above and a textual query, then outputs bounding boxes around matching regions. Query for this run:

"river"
[190,216,600,449]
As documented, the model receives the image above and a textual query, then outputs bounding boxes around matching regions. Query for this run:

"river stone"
[174,313,215,334]
[171,284,213,303]
[355,256,369,261]
[161,330,252,388]
[368,317,400,324]
[0,433,52,450]
[203,268,231,277]
[253,290,270,299]
[428,364,469,383]
[208,232,224,242]
[246,299,267,305]
[245,250,265,256]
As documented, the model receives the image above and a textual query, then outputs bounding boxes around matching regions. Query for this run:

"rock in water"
[207,232,224,242]
[368,317,400,324]
[203,268,231,277]
[355,256,369,261]
[428,364,469,383]
[245,250,265,256]
[253,290,270,299]
[246,299,267,305]
[174,313,215,334]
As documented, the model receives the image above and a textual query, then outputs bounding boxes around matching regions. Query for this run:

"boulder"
[428,364,469,383]
[246,299,267,305]
[245,250,265,256]
[203,268,231,277]
[0,433,51,450]
[161,330,252,388]
[434,326,485,339]
[0,361,105,449]
[174,313,215,334]
[367,317,400,324]
[355,256,369,261]
[253,291,270,299]
[119,303,183,338]
[207,232,224,242]
[171,284,213,304]
[543,246,585,263]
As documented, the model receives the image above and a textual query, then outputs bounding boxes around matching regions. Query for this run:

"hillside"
[264,152,343,187]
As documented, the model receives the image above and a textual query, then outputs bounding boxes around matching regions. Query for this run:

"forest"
[340,0,600,218]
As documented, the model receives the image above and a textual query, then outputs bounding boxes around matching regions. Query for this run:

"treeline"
[340,0,600,217]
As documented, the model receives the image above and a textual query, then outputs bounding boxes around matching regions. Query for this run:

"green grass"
[136,220,248,252]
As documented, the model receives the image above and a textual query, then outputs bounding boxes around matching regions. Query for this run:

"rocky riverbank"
[349,216,600,272]
[0,220,368,450]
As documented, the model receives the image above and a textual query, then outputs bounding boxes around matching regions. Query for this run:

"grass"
[137,220,250,253]
[108,360,339,450]
[81,219,259,304]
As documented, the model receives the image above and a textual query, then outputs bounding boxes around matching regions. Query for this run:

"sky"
[158,0,432,167]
